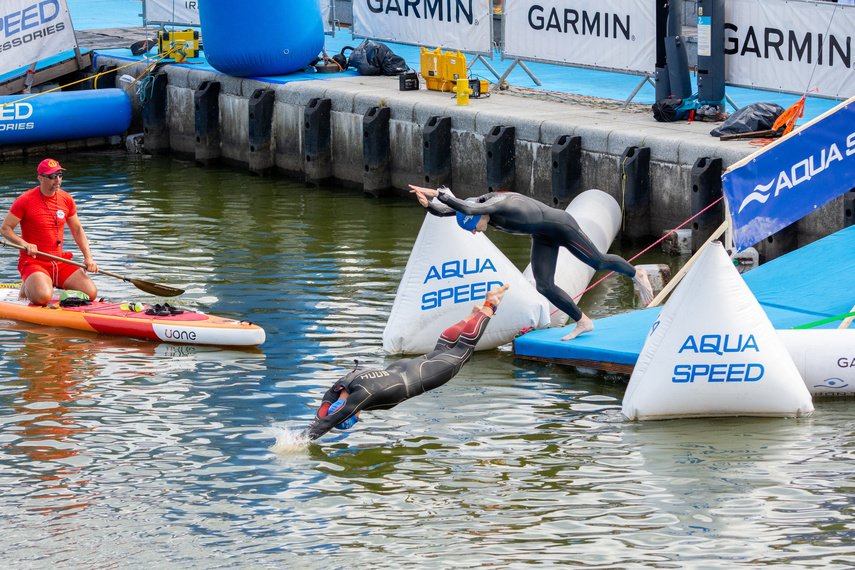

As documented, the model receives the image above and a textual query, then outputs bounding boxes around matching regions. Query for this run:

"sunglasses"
[43,172,64,179]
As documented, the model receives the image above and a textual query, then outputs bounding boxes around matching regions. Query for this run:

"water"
[1,153,854,568]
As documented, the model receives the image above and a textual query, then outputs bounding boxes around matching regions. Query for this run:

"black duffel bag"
[348,39,408,76]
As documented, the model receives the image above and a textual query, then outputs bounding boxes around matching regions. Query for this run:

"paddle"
[1,240,184,297]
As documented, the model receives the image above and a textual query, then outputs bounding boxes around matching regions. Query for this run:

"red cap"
[37,158,65,176]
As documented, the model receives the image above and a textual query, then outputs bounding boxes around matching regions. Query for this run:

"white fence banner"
[0,0,77,76]
[352,0,493,55]
[502,0,656,74]
[725,0,855,99]
[144,0,201,26]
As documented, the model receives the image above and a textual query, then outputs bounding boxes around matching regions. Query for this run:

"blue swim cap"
[328,399,358,430]
[456,211,480,231]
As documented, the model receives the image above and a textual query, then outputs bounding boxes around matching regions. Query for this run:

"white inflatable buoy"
[622,242,813,420]
[382,195,551,354]
[523,190,622,327]
[778,329,855,397]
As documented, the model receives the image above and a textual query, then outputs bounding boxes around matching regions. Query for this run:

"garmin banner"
[352,0,493,55]
[722,97,855,252]
[502,0,656,74]
[0,0,76,76]
[145,1,332,34]
[725,0,855,99]
[143,0,200,26]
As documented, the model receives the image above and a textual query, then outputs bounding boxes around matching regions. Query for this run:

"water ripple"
[1,156,854,567]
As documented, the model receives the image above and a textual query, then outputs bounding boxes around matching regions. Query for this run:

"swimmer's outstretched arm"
[409,185,456,217]
[302,391,363,441]
[409,185,504,217]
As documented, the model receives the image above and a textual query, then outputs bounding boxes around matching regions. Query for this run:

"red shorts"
[18,254,80,288]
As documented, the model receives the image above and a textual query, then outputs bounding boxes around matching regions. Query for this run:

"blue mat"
[514,225,855,368]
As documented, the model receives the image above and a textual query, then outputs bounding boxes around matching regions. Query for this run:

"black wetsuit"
[427,190,635,322]
[303,310,492,440]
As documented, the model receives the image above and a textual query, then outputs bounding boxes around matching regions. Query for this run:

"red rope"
[564,196,724,307]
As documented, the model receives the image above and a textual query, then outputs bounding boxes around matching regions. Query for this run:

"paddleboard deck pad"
[0,288,265,347]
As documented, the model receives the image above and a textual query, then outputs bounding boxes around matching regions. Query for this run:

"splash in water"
[269,423,311,453]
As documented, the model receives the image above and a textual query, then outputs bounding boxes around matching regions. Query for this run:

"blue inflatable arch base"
[199,0,325,77]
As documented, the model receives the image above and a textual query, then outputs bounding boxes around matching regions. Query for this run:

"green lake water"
[0,152,853,568]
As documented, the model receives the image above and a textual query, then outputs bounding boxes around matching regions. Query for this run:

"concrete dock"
[1,26,849,259]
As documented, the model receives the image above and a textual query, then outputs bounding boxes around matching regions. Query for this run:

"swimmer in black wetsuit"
[409,185,654,340]
[302,284,509,441]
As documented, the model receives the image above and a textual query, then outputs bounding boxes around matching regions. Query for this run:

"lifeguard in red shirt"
[1,159,98,305]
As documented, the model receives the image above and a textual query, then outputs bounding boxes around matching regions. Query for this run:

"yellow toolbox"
[157,29,200,62]
[442,50,467,85]
[420,47,449,91]
[420,47,489,95]
[420,47,466,92]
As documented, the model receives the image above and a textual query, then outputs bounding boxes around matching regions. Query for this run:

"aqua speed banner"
[722,97,855,252]
[0,0,76,76]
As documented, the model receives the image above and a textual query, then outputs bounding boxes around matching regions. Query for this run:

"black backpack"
[652,96,697,122]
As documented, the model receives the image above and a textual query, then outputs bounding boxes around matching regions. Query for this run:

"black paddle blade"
[130,278,184,297]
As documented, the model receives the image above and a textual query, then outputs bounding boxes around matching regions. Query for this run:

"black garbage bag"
[348,39,408,76]
[710,102,785,137]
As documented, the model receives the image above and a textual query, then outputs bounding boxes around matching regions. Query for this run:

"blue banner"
[722,99,855,252]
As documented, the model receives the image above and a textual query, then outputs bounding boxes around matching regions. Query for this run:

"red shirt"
[9,186,77,262]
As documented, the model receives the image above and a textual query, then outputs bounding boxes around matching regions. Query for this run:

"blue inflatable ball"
[198,0,324,77]
[328,399,358,431]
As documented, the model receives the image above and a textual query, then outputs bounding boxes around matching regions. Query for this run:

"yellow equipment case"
[157,29,200,62]
[419,47,488,95]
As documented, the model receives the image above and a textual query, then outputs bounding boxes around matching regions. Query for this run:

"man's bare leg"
[19,272,53,305]
[634,267,654,306]
[561,312,594,341]
[62,269,98,300]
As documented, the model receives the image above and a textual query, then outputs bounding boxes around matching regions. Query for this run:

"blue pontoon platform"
[513,225,855,373]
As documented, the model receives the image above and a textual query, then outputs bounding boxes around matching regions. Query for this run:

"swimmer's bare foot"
[477,284,509,317]
[634,267,654,306]
[485,284,509,306]
[561,313,594,340]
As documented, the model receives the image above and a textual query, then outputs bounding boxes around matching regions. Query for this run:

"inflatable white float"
[622,242,813,420]
[522,189,622,327]
[384,189,628,354]
[778,329,855,397]
[382,197,550,354]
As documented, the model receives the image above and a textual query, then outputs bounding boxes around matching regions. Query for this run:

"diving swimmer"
[302,285,509,441]
[409,185,654,340]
